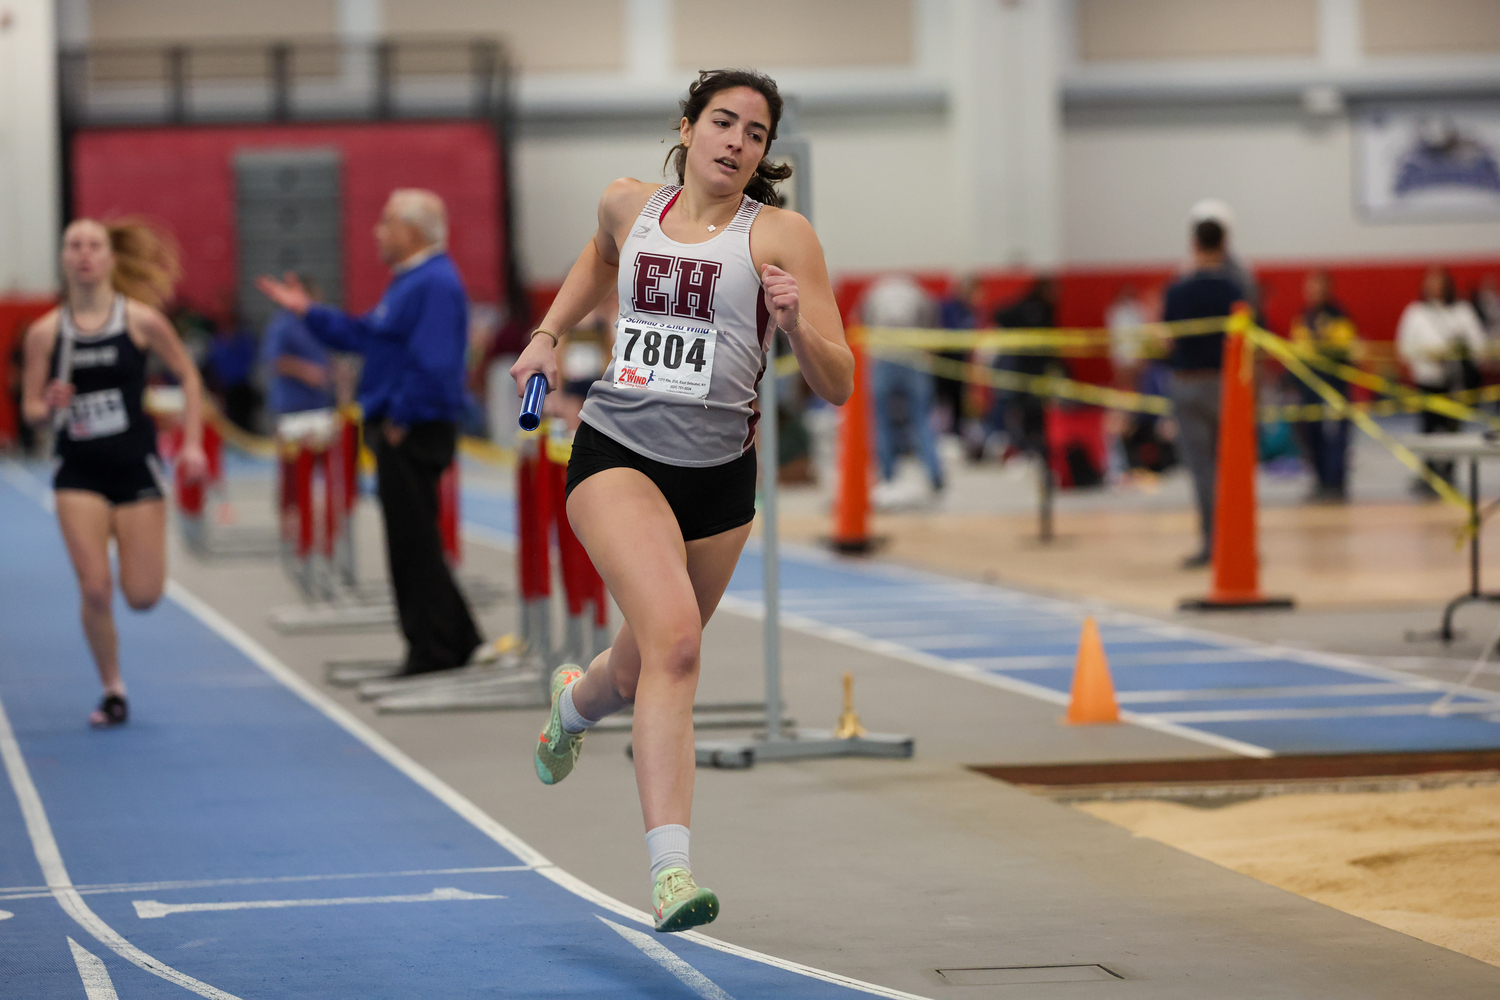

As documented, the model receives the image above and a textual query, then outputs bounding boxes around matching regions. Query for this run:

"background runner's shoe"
[652,867,719,933]
[534,665,585,785]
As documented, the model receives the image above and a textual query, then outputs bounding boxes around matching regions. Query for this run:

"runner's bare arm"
[20,313,62,424]
[133,302,207,478]
[512,178,656,393]
[753,209,853,406]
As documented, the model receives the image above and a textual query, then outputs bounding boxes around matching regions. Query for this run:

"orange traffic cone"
[1065,616,1119,725]
[1181,304,1293,610]
[830,334,877,553]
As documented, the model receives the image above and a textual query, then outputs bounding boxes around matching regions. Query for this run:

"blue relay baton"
[519,373,547,431]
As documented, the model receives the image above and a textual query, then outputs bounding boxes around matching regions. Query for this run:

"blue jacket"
[261,310,333,416]
[304,252,469,426]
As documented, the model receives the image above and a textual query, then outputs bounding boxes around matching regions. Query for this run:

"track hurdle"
[148,386,279,558]
[270,409,506,636]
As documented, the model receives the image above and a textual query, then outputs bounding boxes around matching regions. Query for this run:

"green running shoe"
[534,665,586,786]
[652,867,719,933]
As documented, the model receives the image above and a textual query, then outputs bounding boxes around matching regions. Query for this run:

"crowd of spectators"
[853,199,1500,562]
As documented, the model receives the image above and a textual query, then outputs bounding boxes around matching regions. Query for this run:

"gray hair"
[387,189,447,246]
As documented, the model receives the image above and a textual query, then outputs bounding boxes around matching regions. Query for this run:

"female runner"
[512,68,853,932]
[21,219,207,727]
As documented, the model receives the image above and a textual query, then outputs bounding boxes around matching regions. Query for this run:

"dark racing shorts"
[54,454,167,507]
[564,421,757,542]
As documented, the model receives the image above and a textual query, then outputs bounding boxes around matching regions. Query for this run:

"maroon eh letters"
[632,253,722,323]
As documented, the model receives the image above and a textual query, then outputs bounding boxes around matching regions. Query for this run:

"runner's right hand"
[510,334,559,397]
[42,379,74,412]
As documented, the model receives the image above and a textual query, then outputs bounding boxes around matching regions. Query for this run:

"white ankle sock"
[645,824,690,878]
[558,683,595,735]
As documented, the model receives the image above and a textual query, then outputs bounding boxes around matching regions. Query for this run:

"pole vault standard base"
[603,703,795,734]
[268,578,506,634]
[268,602,398,633]
[374,668,552,713]
[695,731,914,769]
[695,332,914,772]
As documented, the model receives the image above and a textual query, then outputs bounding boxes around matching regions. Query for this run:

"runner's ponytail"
[102,217,182,310]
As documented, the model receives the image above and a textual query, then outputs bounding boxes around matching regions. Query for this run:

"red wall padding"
[0,298,59,446]
[833,257,1500,385]
[72,121,505,320]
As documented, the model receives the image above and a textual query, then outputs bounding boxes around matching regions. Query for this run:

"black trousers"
[369,419,482,673]
[1417,382,1460,485]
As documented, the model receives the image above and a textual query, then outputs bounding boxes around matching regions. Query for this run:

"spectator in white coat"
[1397,265,1487,491]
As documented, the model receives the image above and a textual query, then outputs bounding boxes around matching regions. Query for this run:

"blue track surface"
[456,483,1500,757]
[0,469,924,999]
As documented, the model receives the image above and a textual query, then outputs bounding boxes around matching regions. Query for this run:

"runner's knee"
[78,576,112,615]
[651,623,702,682]
[122,583,162,612]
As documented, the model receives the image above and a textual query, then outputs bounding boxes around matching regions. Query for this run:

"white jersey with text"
[579,185,770,467]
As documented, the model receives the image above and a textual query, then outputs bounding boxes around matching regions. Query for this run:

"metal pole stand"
[694,331,914,769]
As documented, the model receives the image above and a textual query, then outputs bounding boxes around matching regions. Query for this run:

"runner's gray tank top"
[579,184,770,467]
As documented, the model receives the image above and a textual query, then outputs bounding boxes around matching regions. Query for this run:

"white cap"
[1189,198,1234,230]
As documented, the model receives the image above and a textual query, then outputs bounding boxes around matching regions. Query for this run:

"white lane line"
[0,909,12,920]
[0,864,537,902]
[68,937,120,1000]
[598,916,735,1000]
[963,648,1277,671]
[0,691,243,999]
[1146,702,1500,724]
[1116,683,1417,704]
[461,522,516,549]
[166,580,938,1000]
[133,887,502,919]
[0,460,55,512]
[891,633,1002,650]
[715,595,1275,759]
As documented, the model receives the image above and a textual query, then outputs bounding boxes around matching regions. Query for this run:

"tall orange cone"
[1066,616,1119,724]
[830,333,877,553]
[1181,305,1294,610]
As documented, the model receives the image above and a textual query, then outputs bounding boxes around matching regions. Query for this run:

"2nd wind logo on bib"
[617,366,655,388]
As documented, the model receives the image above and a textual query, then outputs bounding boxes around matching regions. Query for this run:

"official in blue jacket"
[257,189,482,675]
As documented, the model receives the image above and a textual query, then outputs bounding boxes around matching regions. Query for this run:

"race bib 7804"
[612,317,716,399]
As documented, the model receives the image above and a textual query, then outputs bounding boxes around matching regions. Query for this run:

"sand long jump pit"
[978,753,1500,967]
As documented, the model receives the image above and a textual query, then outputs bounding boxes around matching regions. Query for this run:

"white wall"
[1063,113,1500,265]
[1,0,60,296]
[514,112,964,281]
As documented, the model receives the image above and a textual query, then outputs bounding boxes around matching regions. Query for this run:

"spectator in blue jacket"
[261,275,333,419]
[257,189,482,676]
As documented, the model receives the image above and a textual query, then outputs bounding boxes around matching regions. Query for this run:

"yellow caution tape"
[205,402,277,458]
[459,436,514,467]
[1247,325,1476,538]
[857,315,1231,357]
[1286,347,1500,432]
[864,345,1173,416]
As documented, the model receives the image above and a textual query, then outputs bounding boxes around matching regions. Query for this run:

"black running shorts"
[565,421,757,542]
[54,454,167,507]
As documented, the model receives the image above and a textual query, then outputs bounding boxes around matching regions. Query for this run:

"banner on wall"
[1356,107,1500,221]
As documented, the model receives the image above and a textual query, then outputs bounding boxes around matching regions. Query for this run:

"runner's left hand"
[178,443,209,483]
[761,264,800,336]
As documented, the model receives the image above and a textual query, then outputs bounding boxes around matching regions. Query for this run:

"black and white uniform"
[567,185,770,540]
[50,295,165,506]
